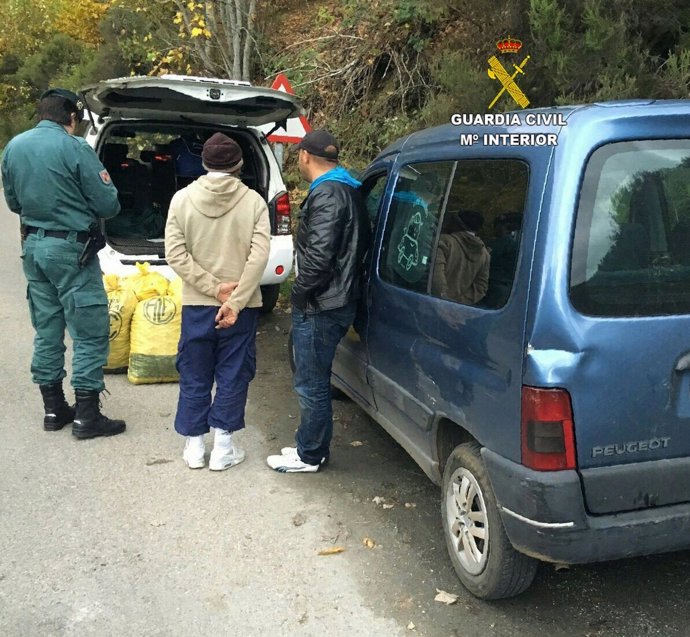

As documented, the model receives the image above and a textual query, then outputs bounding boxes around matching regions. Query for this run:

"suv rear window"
[570,140,690,316]
[98,124,266,257]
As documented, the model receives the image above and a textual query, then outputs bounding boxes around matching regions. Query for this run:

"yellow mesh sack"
[103,273,120,295]
[122,262,170,301]
[128,285,182,384]
[104,275,138,373]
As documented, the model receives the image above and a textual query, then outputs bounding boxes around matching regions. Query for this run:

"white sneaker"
[280,446,327,465]
[209,428,246,471]
[267,452,320,473]
[182,435,206,469]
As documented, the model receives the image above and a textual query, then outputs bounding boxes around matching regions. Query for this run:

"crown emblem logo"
[496,36,522,54]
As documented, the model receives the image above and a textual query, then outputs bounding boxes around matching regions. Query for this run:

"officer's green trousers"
[21,232,108,391]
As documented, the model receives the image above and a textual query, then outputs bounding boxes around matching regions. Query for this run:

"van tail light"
[521,386,576,471]
[274,193,291,235]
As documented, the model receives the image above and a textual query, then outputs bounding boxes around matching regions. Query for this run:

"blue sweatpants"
[174,305,258,437]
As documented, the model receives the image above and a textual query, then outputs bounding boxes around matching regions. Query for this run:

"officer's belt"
[23,226,89,243]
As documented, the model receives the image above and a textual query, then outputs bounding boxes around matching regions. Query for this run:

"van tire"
[441,442,537,599]
[260,284,280,313]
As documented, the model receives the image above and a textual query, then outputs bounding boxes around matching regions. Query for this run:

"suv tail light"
[274,192,291,235]
[521,386,576,471]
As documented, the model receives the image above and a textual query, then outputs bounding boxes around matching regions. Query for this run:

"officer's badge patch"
[99,170,111,184]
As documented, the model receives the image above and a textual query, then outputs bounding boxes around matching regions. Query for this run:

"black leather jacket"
[291,179,369,313]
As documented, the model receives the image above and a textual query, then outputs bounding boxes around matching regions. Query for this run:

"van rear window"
[570,140,690,316]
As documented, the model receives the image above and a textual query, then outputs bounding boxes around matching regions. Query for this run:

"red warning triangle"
[266,73,312,144]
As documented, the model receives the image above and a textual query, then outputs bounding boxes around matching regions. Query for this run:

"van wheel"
[260,284,280,313]
[442,442,537,599]
[287,327,348,400]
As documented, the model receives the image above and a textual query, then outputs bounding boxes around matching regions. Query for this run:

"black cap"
[40,88,84,115]
[297,129,339,161]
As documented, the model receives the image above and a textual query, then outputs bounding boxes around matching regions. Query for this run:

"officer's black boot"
[72,389,126,440]
[39,382,75,431]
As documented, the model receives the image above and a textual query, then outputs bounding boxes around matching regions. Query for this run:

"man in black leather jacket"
[267,130,368,472]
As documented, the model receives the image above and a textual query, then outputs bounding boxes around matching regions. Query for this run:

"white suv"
[80,75,299,311]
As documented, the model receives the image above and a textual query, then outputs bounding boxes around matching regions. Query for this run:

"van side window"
[379,162,454,293]
[570,140,690,316]
[431,160,528,309]
[361,173,388,227]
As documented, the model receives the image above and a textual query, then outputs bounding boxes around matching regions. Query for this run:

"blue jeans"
[292,302,356,465]
[174,306,258,436]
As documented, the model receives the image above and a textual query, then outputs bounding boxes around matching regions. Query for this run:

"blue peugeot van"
[330,101,690,599]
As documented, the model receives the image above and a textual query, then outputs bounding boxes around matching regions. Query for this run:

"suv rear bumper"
[99,233,293,284]
[260,234,293,285]
[482,448,690,564]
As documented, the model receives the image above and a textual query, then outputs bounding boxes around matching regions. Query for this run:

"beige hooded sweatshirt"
[165,174,270,314]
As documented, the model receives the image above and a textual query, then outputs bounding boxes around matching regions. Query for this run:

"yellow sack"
[128,286,182,384]
[123,262,169,301]
[103,273,120,294]
[103,275,138,373]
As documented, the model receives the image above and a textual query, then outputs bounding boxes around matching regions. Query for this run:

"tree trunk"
[233,0,243,80]
[224,0,241,79]
[241,0,257,81]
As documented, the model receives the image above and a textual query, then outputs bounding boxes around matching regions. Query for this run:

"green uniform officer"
[1,88,126,439]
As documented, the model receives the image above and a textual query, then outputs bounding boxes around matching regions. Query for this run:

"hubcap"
[445,467,489,575]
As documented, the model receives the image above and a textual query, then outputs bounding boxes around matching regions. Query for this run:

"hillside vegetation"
[2,0,690,170]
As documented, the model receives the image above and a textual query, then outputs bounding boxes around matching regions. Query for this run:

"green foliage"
[527,0,690,105]
[657,49,690,97]
[4,0,690,162]
[16,34,86,91]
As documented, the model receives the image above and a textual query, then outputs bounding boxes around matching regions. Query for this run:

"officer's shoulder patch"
[99,169,111,185]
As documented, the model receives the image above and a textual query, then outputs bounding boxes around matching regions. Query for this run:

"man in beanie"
[267,129,369,473]
[165,132,270,470]
[2,88,126,439]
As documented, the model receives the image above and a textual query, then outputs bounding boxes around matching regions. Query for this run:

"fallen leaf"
[407,622,416,630]
[350,440,364,447]
[363,537,376,549]
[318,547,345,556]
[404,502,417,509]
[434,589,459,605]
[293,513,306,527]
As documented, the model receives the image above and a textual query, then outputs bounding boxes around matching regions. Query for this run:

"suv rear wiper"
[79,90,98,131]
[264,119,288,139]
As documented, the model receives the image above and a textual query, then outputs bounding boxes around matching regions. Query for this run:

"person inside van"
[431,209,490,305]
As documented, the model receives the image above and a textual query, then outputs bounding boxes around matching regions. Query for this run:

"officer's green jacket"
[1,120,120,231]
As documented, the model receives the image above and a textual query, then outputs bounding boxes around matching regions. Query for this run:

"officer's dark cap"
[40,88,84,116]
[297,129,339,161]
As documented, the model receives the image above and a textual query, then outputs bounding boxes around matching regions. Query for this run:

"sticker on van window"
[397,211,422,272]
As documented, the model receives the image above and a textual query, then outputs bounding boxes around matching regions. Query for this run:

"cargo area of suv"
[95,123,270,261]
[81,75,302,311]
